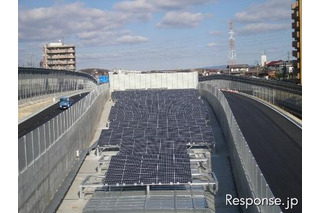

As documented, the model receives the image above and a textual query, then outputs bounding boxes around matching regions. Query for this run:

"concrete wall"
[18,85,110,213]
[199,83,282,213]
[109,72,198,91]
[201,78,301,118]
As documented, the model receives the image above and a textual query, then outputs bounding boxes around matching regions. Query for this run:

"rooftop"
[227,64,249,68]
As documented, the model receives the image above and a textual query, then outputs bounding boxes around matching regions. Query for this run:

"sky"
[8,2,320,211]
[18,0,295,71]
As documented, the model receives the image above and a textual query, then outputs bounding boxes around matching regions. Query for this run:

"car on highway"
[59,97,73,109]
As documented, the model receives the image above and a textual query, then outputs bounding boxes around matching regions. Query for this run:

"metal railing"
[199,83,282,213]
[18,83,110,213]
[18,84,109,173]
[199,75,301,118]
[18,67,97,102]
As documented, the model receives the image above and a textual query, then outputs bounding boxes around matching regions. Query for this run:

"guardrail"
[18,83,110,213]
[18,67,97,103]
[199,82,282,213]
[199,75,301,118]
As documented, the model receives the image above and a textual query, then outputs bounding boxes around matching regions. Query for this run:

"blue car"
[59,97,73,109]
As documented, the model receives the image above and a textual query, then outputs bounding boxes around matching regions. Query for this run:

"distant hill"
[203,65,228,70]
[79,68,110,75]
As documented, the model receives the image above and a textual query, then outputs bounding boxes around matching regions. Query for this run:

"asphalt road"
[222,91,302,213]
[18,92,89,139]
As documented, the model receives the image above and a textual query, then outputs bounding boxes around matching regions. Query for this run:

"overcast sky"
[18,0,295,71]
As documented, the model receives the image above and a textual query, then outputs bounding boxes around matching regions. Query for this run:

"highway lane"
[18,92,89,139]
[222,91,302,213]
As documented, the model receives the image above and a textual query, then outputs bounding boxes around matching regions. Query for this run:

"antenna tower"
[228,21,237,65]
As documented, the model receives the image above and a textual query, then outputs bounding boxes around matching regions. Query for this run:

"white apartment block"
[42,41,76,71]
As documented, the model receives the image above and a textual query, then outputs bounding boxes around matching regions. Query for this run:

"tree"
[282,64,287,80]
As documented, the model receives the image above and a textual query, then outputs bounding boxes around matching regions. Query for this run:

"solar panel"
[104,154,192,185]
[99,89,215,185]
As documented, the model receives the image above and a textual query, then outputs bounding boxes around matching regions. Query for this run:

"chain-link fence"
[199,83,282,213]
[199,75,301,118]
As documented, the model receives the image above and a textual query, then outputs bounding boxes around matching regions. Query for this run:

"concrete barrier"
[18,84,110,213]
[199,82,281,213]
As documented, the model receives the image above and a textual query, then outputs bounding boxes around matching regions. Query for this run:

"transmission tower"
[228,21,237,65]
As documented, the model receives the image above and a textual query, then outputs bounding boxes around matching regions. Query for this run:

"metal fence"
[18,84,108,173]
[199,75,302,118]
[18,83,110,213]
[199,83,282,213]
[18,67,97,103]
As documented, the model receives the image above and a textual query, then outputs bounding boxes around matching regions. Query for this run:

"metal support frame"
[187,142,213,153]
[146,185,150,196]
[95,145,120,157]
[80,139,218,199]
[79,175,105,199]
[79,174,218,199]
[97,155,111,172]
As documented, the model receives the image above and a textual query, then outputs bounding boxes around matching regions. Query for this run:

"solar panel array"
[98,89,214,185]
[104,154,191,185]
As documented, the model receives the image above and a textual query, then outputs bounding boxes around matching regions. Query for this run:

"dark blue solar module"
[98,89,215,185]
[104,154,192,185]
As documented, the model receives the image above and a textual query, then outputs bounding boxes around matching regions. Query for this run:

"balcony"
[292,50,300,58]
[47,54,75,59]
[46,48,75,54]
[292,30,300,39]
[291,10,299,20]
[292,21,300,29]
[292,41,300,49]
[47,60,75,65]
[292,60,297,67]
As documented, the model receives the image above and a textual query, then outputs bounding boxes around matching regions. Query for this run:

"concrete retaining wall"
[18,85,110,213]
[199,83,281,213]
[203,79,302,118]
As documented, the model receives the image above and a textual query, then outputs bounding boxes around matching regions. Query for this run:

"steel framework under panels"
[82,149,218,199]
[83,189,210,212]
[79,174,218,199]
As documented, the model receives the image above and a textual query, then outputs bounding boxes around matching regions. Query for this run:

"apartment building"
[41,41,76,71]
[292,0,301,83]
